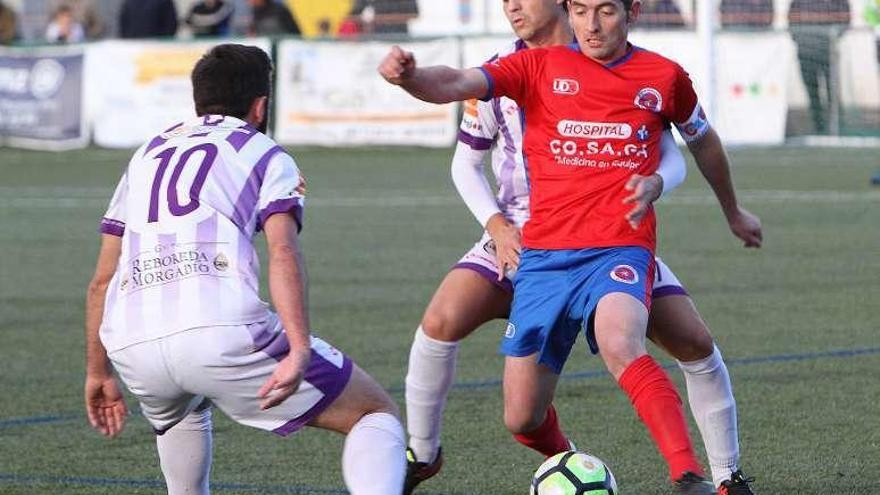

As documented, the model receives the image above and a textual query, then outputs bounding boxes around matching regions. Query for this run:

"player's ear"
[247,96,269,129]
[627,0,640,23]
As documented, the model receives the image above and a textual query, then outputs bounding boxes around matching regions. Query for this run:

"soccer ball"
[530,451,618,495]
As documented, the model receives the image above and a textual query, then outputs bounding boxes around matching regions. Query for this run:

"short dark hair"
[565,0,634,11]
[192,44,272,119]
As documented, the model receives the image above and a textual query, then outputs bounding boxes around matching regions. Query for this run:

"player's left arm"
[669,66,762,248]
[258,152,311,410]
[687,128,762,248]
[85,234,128,438]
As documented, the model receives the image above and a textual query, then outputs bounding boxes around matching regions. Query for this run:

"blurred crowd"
[0,0,425,44]
[1,0,877,45]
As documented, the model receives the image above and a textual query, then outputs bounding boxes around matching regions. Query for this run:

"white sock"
[156,405,213,495]
[342,412,407,495]
[678,345,740,487]
[405,326,459,463]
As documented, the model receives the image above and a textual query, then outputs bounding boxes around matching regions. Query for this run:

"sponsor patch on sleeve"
[675,103,710,143]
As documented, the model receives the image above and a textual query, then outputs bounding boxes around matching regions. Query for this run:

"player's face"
[567,0,638,62]
[503,0,565,43]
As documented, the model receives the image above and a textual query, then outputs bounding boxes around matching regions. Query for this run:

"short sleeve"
[257,151,305,232]
[669,66,710,143]
[100,172,128,237]
[479,48,543,104]
[457,98,499,150]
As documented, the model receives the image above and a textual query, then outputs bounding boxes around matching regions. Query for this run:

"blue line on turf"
[0,474,473,495]
[2,346,879,430]
[0,346,877,494]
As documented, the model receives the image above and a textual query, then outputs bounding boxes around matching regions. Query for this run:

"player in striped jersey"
[394,1,760,494]
[85,44,406,495]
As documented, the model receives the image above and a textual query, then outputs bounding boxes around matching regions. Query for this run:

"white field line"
[0,188,878,209]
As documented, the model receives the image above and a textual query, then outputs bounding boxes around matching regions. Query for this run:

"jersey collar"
[567,41,638,68]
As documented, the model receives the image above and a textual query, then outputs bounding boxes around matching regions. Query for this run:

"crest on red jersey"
[634,87,663,113]
[610,264,639,284]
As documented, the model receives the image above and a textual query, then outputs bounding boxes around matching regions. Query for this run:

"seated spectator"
[119,0,178,39]
[248,0,300,36]
[0,1,17,45]
[637,0,686,28]
[186,0,233,37]
[53,0,103,39]
[46,5,86,44]
[721,0,774,28]
[350,0,419,35]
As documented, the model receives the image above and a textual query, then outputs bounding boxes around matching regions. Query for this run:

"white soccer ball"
[530,451,618,495]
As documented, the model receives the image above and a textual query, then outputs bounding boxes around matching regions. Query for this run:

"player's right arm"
[450,98,521,278]
[85,173,129,438]
[378,45,489,103]
[85,234,128,438]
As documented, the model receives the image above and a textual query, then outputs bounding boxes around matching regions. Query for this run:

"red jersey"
[480,44,708,252]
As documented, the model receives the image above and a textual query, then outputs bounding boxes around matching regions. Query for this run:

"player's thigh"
[169,322,354,437]
[421,267,513,342]
[502,353,560,433]
[593,293,649,379]
[307,363,399,435]
[648,295,714,362]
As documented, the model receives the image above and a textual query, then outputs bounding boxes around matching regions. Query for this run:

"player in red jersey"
[379,1,760,493]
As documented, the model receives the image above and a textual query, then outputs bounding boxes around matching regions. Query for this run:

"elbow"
[87,277,110,299]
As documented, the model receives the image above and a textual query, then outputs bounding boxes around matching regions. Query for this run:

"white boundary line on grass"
[0,189,878,209]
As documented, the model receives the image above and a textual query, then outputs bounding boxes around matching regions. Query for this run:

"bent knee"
[421,308,469,342]
[504,409,545,435]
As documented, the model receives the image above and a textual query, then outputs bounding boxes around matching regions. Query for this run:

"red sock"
[618,354,704,480]
[512,405,572,458]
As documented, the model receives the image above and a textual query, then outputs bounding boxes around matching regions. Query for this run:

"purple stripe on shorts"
[272,353,353,437]
[189,132,210,138]
[457,129,493,150]
[100,217,125,236]
[258,198,303,232]
[246,324,354,437]
[226,125,258,152]
[652,285,689,299]
[454,262,513,293]
[231,145,284,231]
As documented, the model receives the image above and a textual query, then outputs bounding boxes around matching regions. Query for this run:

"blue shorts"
[500,247,654,374]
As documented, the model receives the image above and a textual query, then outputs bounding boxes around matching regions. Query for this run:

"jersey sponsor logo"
[610,264,639,284]
[634,87,663,113]
[636,125,649,142]
[557,120,632,139]
[505,322,516,338]
[552,78,580,95]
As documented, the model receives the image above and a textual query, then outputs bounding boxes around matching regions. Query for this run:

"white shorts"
[453,233,688,299]
[109,314,352,436]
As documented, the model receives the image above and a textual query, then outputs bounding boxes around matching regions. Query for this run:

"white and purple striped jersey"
[99,115,305,353]
[458,39,531,228]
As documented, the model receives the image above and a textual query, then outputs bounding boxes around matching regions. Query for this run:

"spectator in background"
[119,0,178,39]
[788,0,851,134]
[350,0,419,35]
[248,0,300,36]
[720,0,774,28]
[0,0,17,44]
[636,0,686,28]
[53,0,103,39]
[46,4,85,43]
[186,0,234,37]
